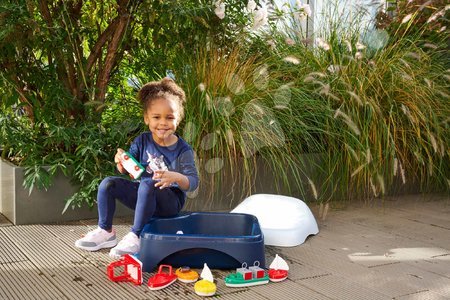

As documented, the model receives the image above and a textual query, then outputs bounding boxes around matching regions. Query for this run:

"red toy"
[268,254,289,282]
[107,254,143,285]
[148,265,178,290]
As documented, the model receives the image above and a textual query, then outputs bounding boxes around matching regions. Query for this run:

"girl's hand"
[114,148,126,174]
[153,170,177,189]
[153,170,190,190]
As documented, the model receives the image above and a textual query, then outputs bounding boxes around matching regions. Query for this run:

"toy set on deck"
[105,194,318,297]
[107,254,289,297]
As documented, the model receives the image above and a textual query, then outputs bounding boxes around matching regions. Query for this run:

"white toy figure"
[146,151,168,174]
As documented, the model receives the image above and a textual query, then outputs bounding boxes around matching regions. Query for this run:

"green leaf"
[23,165,52,195]
[62,197,73,214]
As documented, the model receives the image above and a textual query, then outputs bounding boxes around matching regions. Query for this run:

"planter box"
[184,153,428,212]
[185,154,325,211]
[0,159,133,225]
[1,153,428,224]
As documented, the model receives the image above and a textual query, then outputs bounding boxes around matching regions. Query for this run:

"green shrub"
[0,105,142,210]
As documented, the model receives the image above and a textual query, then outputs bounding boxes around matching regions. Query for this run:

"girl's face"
[144,97,179,145]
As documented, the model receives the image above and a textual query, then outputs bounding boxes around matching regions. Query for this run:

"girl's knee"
[98,177,118,193]
[139,179,158,190]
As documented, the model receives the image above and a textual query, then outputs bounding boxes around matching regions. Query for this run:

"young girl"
[75,78,199,258]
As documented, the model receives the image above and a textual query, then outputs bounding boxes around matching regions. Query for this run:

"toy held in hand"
[120,151,145,179]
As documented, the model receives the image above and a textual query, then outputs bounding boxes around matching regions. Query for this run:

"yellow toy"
[194,263,216,297]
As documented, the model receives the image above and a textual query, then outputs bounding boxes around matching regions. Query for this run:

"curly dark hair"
[137,78,186,122]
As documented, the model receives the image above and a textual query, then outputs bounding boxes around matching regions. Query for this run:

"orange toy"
[176,266,199,283]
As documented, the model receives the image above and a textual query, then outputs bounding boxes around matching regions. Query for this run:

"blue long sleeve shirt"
[128,132,199,192]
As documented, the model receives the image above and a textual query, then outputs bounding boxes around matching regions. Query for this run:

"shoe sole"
[75,239,118,252]
[109,247,139,259]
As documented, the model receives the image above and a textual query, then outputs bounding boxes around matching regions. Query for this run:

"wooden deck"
[0,194,449,299]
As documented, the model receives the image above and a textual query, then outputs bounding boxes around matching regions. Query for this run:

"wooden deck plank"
[281,243,374,276]
[395,290,450,300]
[370,262,450,298]
[0,194,448,299]
[298,273,391,299]
[303,198,450,299]
[387,205,450,229]
[209,289,270,299]
[43,224,120,268]
[49,264,132,300]
[281,212,449,299]
[332,206,450,249]
[281,244,423,298]
[0,228,67,300]
[339,195,450,228]
[0,229,28,264]
[1,226,134,300]
[0,262,29,300]
[0,260,68,300]
[408,259,450,279]
[252,279,332,299]
[311,218,450,269]
[2,224,273,299]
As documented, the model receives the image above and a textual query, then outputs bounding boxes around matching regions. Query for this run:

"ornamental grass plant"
[174,46,323,208]
[267,0,449,202]
[170,0,448,206]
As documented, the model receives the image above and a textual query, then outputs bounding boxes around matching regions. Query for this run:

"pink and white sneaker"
[75,227,117,251]
[109,232,140,258]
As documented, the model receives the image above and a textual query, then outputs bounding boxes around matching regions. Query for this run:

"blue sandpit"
[139,212,265,272]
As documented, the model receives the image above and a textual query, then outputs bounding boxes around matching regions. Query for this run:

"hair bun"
[137,78,187,122]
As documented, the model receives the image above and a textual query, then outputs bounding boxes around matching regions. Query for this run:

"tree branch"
[95,13,130,104]
[11,75,35,122]
[38,0,74,99]
[85,17,119,74]
[38,0,53,28]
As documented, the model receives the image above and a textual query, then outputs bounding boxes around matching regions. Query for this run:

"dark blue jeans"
[97,176,185,236]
